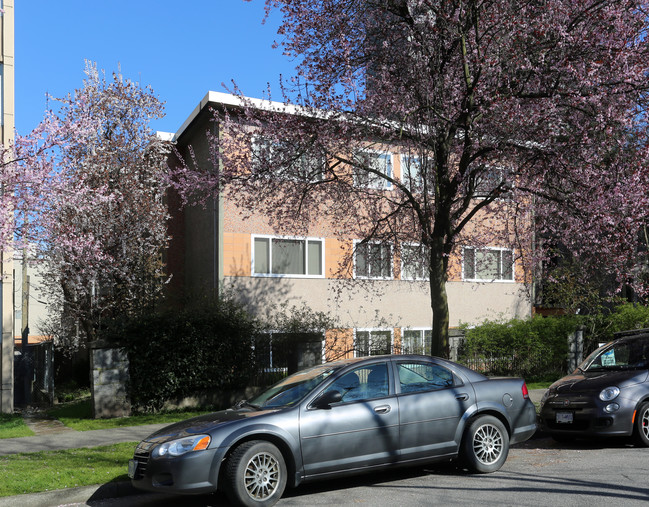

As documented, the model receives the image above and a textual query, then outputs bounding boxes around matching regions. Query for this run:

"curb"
[0,481,145,507]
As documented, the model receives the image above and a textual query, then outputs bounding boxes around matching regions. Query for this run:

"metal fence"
[14,340,54,406]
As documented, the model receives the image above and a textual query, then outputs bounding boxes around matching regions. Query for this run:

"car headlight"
[599,386,620,402]
[152,435,211,458]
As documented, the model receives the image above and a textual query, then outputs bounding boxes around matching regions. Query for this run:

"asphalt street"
[3,435,648,507]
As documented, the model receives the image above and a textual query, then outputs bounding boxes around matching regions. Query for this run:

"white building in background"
[0,0,14,413]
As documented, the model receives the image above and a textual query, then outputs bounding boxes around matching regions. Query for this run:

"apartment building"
[165,92,531,368]
[0,0,14,413]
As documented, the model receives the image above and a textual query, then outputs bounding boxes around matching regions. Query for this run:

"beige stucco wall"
[223,276,530,329]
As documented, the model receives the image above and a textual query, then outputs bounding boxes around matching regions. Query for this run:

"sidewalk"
[0,422,168,456]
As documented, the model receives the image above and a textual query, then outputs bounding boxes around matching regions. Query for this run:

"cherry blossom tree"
[175,0,649,357]
[32,63,170,347]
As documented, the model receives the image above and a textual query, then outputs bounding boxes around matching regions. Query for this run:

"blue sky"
[16,0,295,135]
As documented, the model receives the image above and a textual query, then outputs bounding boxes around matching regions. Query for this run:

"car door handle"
[374,405,391,414]
[456,393,469,401]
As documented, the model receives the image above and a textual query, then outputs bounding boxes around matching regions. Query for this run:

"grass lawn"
[0,414,34,439]
[0,442,135,497]
[47,398,212,431]
[526,381,553,390]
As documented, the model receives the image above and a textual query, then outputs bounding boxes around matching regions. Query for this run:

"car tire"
[634,402,649,447]
[462,415,510,473]
[225,440,287,507]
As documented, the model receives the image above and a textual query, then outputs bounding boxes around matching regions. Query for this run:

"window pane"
[272,239,305,274]
[374,244,392,278]
[475,249,500,280]
[326,371,364,402]
[354,151,392,189]
[356,243,391,278]
[398,363,454,393]
[464,248,475,279]
[402,244,427,280]
[402,330,421,354]
[371,331,391,355]
[254,238,269,274]
[364,363,389,397]
[423,330,432,356]
[355,243,369,278]
[403,156,420,187]
[502,250,514,280]
[356,331,370,356]
[307,240,322,276]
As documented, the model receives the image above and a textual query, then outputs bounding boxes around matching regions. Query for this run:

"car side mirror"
[312,390,342,409]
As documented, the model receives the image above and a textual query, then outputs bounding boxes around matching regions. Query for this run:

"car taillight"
[522,382,529,399]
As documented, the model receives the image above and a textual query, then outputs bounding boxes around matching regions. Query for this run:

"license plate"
[128,459,137,479]
[556,411,573,424]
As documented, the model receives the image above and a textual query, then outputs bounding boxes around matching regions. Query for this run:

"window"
[463,247,514,281]
[355,329,392,357]
[473,165,511,198]
[397,362,454,394]
[353,150,393,189]
[251,136,324,182]
[400,154,435,192]
[253,236,324,277]
[401,329,432,355]
[401,243,429,280]
[322,362,390,402]
[355,242,392,279]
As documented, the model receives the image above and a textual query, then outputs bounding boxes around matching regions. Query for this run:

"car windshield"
[247,364,342,409]
[581,339,649,372]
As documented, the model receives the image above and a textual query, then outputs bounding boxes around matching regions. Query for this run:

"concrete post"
[567,328,584,373]
[90,341,131,418]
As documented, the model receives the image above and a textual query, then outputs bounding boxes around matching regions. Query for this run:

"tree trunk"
[429,251,450,358]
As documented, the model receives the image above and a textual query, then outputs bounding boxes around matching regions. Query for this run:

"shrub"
[459,315,581,381]
[597,303,649,341]
[104,299,259,412]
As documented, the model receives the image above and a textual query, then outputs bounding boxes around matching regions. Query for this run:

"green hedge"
[458,316,581,382]
[589,303,649,344]
[105,300,258,412]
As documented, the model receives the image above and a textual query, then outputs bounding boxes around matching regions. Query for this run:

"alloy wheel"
[473,423,504,465]
[244,451,281,501]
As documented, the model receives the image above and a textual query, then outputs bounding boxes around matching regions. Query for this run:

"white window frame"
[400,242,429,281]
[353,240,393,280]
[353,149,393,190]
[252,234,325,278]
[462,246,515,282]
[354,328,394,357]
[400,328,432,355]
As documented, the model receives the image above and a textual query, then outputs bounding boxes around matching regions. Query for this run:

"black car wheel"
[225,440,287,507]
[634,402,649,447]
[462,415,510,473]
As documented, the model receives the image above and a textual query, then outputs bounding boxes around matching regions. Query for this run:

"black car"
[539,328,649,444]
[129,354,536,506]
